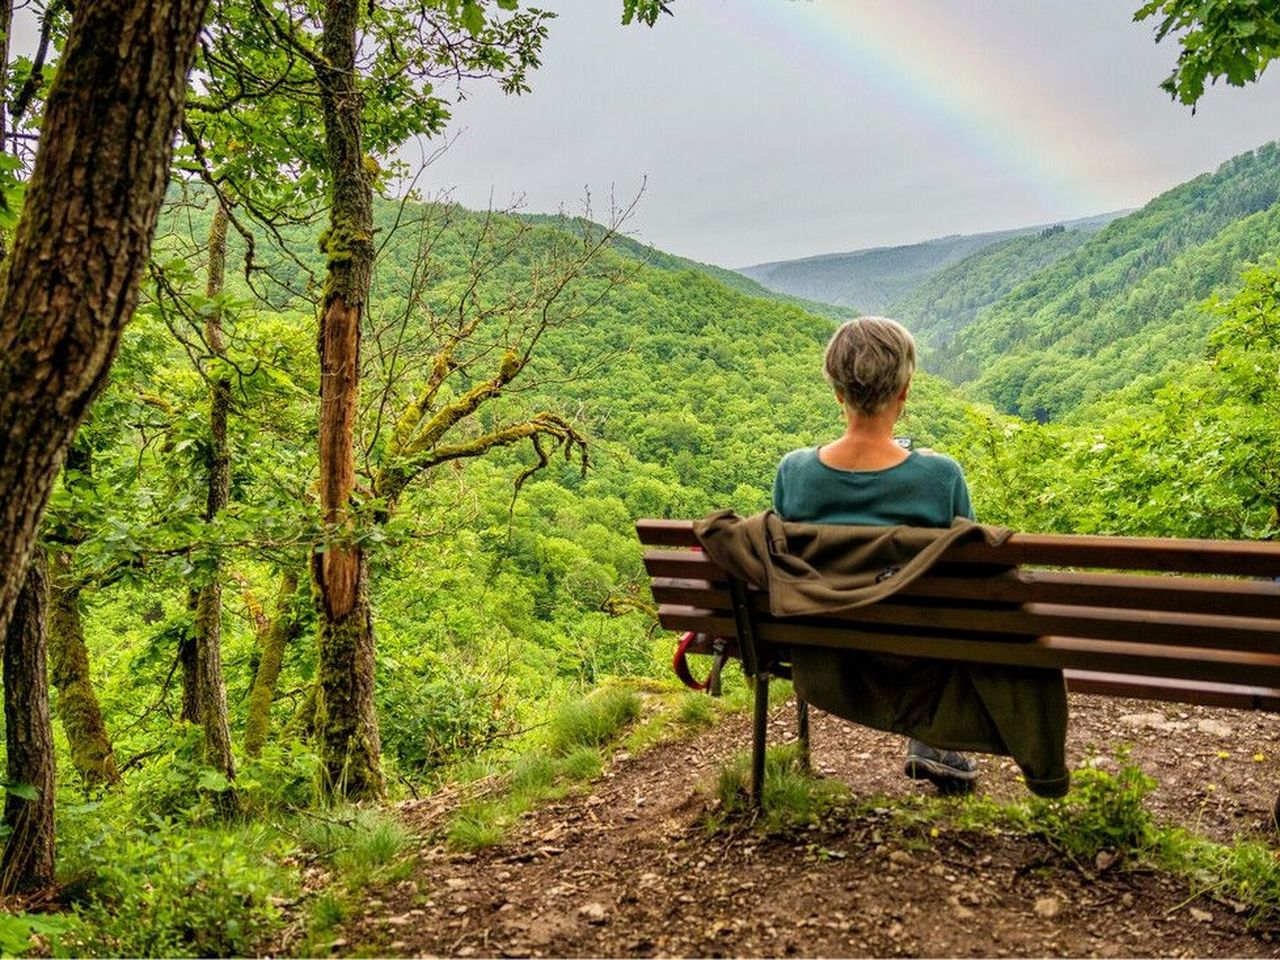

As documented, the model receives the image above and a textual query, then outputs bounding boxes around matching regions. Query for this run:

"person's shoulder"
[777,447,820,472]
[911,449,965,480]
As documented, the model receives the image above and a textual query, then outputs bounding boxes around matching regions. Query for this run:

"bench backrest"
[636,519,1280,712]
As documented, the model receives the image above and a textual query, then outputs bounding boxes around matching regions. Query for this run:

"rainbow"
[706,0,1126,212]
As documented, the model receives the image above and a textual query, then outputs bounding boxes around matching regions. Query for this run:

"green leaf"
[197,769,231,792]
[460,1,485,35]
[2,781,39,801]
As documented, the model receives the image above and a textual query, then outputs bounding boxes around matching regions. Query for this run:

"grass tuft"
[546,686,642,755]
[713,744,847,831]
[676,692,717,727]
[560,746,603,781]
[446,803,509,852]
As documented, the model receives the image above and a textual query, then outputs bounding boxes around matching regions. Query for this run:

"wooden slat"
[636,519,700,547]
[945,534,1280,577]
[644,551,725,582]
[657,606,736,636]
[810,600,1280,654]
[664,632,1280,711]
[936,569,1280,619]
[650,578,733,609]
[649,585,1280,653]
[648,570,1280,620]
[654,605,1280,688]
[636,519,1280,576]
[1065,670,1280,711]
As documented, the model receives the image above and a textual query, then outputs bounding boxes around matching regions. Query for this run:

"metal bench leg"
[796,698,810,773]
[708,648,727,698]
[751,672,770,808]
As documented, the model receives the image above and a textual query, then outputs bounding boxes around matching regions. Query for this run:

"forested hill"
[519,214,857,320]
[735,211,1121,312]
[936,141,1280,421]
[887,223,1097,354]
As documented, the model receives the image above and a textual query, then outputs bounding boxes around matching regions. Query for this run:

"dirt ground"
[342,693,1280,957]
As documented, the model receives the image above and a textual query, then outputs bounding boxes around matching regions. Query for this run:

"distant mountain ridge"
[735,211,1127,313]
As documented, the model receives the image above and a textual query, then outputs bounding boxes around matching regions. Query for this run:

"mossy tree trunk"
[244,570,303,758]
[312,0,383,802]
[48,551,119,788]
[193,202,236,784]
[1,549,54,894]
[0,0,210,641]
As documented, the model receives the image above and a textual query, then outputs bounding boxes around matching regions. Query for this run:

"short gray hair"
[823,316,916,416]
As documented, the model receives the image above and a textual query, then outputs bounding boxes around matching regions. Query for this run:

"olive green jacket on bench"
[694,510,1070,798]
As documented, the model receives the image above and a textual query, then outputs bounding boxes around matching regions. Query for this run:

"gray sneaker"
[905,739,979,793]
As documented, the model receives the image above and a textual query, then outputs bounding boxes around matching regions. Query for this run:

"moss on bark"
[244,570,302,758]
[313,554,383,801]
[47,552,119,787]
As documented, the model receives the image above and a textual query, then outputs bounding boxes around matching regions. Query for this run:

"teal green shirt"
[772,447,974,527]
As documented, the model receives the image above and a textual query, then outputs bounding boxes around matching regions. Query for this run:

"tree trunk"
[1,550,55,894]
[193,202,236,783]
[244,570,303,758]
[47,551,119,788]
[0,0,211,640]
[313,0,383,801]
[179,595,201,724]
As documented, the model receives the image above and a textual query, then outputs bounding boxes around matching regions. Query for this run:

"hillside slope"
[518,215,857,320]
[940,141,1280,420]
[888,224,1096,356]
[736,212,1120,313]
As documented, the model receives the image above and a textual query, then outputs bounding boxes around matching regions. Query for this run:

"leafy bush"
[121,725,289,824]
[59,820,293,957]
[1023,757,1159,862]
[0,913,71,957]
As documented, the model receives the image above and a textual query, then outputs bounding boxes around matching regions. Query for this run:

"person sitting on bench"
[771,315,980,792]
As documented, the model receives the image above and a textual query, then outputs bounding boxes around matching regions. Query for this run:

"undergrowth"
[443,675,772,851]
[29,735,418,958]
[56,806,297,957]
[294,805,417,956]
[444,684,643,851]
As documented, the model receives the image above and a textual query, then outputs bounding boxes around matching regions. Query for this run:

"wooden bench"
[636,519,1280,817]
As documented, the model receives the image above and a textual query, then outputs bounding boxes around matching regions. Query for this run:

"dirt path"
[350,694,1280,957]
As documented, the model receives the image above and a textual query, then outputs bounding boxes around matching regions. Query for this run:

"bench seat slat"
[636,520,1280,576]
[1064,670,1280,711]
[656,605,1280,688]
[648,570,1280,620]
[643,551,727,581]
[796,601,1280,654]
[650,588,1280,653]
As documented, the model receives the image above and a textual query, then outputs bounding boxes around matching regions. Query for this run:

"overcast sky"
[419,1,1279,267]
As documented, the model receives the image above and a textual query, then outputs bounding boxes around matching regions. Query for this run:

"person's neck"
[818,408,908,471]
